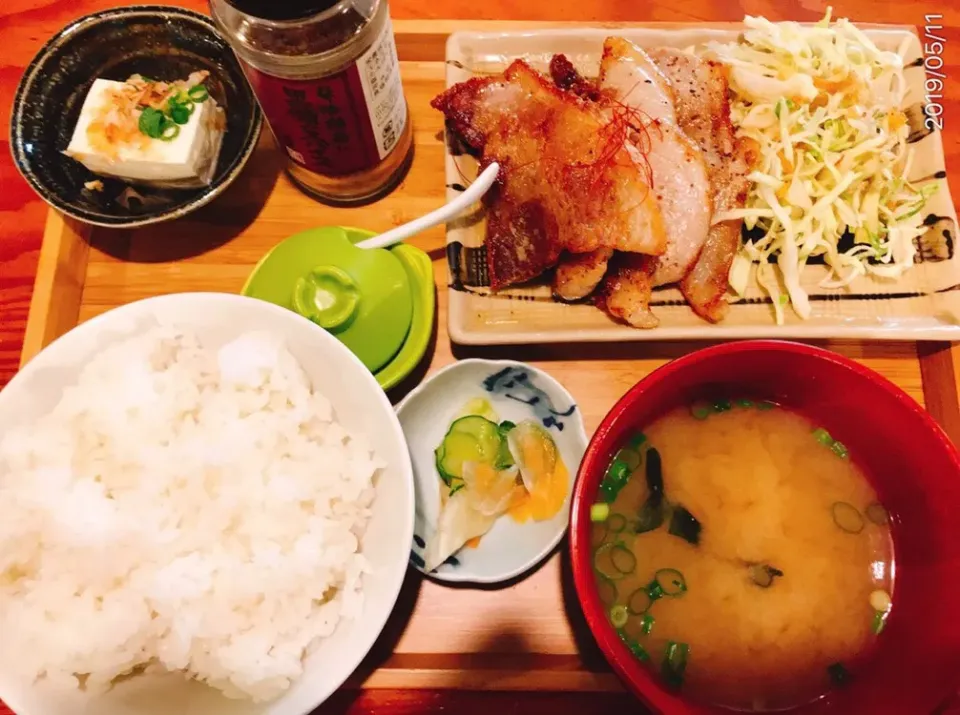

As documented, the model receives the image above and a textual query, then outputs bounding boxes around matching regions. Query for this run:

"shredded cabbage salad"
[707,9,938,324]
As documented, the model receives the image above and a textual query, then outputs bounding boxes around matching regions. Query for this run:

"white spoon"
[355,162,500,250]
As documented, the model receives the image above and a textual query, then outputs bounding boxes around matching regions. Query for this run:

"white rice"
[0,328,381,701]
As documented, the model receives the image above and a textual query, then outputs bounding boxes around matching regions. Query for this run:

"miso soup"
[590,400,893,711]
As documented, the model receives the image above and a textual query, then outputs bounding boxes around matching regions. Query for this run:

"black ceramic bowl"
[10,5,262,228]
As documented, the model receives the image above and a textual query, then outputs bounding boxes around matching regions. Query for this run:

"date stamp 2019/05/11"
[923,14,946,131]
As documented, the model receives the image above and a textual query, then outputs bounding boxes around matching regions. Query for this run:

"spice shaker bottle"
[210,0,414,204]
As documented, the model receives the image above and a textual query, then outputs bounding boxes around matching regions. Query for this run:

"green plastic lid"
[242,226,434,389]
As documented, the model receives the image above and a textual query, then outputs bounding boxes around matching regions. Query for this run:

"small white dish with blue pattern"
[397,358,588,585]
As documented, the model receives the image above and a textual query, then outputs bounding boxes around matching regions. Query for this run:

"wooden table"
[1,1,958,714]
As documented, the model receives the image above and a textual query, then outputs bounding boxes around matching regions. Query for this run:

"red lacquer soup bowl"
[569,340,960,714]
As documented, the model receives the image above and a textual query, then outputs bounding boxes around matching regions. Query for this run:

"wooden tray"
[17,19,960,696]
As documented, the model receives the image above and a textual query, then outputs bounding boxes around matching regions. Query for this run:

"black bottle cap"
[224,0,341,21]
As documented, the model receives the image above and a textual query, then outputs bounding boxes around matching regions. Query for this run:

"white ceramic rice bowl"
[0,292,415,715]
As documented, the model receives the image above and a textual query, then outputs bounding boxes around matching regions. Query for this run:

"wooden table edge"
[20,211,90,368]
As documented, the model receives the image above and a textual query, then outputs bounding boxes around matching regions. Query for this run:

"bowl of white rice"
[0,292,415,715]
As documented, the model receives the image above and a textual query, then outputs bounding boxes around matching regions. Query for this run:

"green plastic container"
[242,226,434,391]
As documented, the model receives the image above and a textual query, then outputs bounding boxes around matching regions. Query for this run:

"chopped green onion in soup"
[749,563,784,588]
[813,427,833,445]
[869,589,891,613]
[590,503,610,522]
[609,604,629,629]
[871,610,888,635]
[641,613,656,635]
[596,575,618,607]
[654,568,688,596]
[610,545,637,575]
[627,586,654,615]
[614,446,642,471]
[831,440,849,459]
[618,631,650,662]
[831,502,865,534]
[607,513,627,533]
[661,641,690,690]
[595,543,637,579]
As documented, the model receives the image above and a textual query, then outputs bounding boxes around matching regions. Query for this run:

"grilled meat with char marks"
[432,60,666,290]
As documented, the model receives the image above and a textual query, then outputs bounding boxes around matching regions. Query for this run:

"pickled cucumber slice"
[435,415,504,485]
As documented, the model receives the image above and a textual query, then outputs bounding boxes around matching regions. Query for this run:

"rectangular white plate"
[441,25,960,344]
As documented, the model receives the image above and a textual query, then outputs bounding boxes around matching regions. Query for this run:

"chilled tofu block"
[64,77,225,188]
